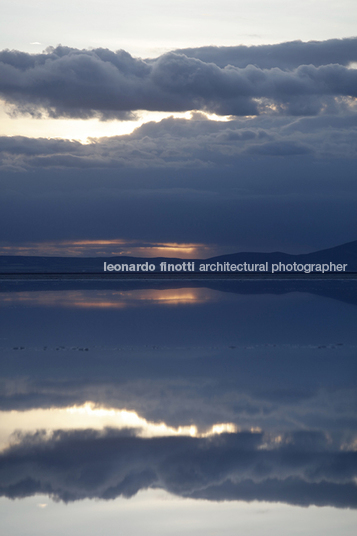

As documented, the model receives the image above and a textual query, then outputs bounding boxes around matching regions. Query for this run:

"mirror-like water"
[1,281,356,534]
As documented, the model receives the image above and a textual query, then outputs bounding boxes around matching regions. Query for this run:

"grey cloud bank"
[176,38,357,70]
[1,38,357,119]
[2,112,357,171]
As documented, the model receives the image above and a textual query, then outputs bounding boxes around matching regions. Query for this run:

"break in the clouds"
[1,428,356,507]
[1,112,357,171]
[1,38,357,120]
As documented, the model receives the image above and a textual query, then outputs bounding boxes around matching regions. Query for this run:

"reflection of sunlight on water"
[66,402,238,437]
[0,288,223,308]
[0,403,238,450]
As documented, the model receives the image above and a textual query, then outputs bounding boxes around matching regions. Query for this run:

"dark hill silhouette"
[209,240,357,269]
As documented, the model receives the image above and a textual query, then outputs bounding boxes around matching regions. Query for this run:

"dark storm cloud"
[1,113,357,171]
[176,38,357,70]
[1,429,356,507]
[1,40,357,118]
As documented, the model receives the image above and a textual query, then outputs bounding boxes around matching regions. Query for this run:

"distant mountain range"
[1,240,357,274]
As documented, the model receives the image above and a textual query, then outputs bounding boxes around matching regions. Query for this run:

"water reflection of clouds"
[1,427,356,508]
[0,403,239,451]
[0,288,221,308]
[0,284,356,512]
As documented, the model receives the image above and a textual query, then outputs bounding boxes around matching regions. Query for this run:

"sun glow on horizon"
[0,238,224,258]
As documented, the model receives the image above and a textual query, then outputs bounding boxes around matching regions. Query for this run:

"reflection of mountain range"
[1,240,357,273]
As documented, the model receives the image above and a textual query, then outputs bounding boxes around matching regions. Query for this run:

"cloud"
[1,429,356,507]
[189,478,357,508]
[175,38,357,70]
[1,40,357,119]
[1,112,357,171]
[245,140,313,156]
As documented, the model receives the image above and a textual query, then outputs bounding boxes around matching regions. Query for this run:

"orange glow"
[71,239,128,246]
[0,239,225,258]
[0,288,222,309]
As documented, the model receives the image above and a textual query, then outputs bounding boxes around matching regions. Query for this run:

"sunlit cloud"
[0,100,231,143]
[0,101,175,142]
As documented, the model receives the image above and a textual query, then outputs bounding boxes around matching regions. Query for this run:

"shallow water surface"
[1,280,356,535]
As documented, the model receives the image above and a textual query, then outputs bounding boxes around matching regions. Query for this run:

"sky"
[1,2,357,535]
[0,1,357,256]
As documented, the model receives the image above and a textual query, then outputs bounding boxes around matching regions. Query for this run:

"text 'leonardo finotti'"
[104,261,348,274]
